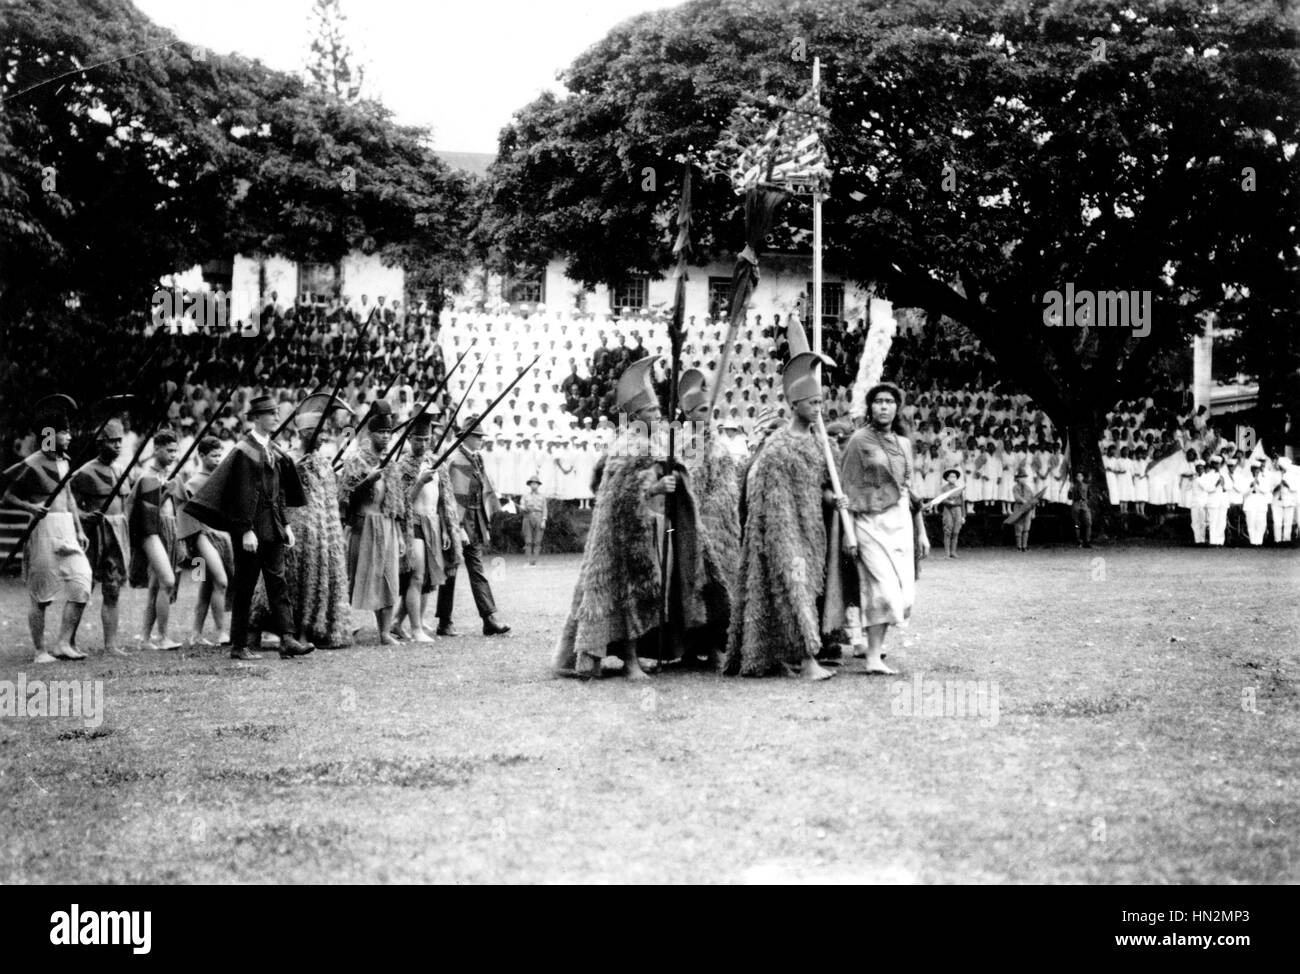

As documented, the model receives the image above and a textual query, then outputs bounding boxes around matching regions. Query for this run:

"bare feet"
[378,633,398,646]
[33,651,58,664]
[805,658,836,681]
[155,638,182,651]
[624,656,651,681]
[51,644,87,661]
[863,652,896,675]
[104,645,131,658]
[411,629,435,643]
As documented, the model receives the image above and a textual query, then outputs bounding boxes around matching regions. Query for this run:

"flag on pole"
[730,87,831,195]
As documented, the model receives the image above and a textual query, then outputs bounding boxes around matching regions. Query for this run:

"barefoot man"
[723,349,840,681]
[395,412,460,642]
[338,401,407,645]
[70,417,132,656]
[553,356,722,680]
[2,395,92,663]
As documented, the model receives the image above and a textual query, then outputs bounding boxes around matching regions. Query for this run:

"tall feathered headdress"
[849,299,900,422]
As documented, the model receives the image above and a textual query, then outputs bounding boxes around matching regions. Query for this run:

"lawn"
[1,544,1296,884]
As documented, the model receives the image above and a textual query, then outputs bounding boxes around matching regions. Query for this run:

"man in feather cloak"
[250,392,354,648]
[551,356,726,679]
[676,368,740,664]
[723,346,844,681]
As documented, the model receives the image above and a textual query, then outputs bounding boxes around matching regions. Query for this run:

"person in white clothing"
[1202,455,1230,546]
[1242,460,1270,545]
[1271,457,1297,543]
[1188,459,1209,544]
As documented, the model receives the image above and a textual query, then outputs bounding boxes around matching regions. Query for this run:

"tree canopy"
[0,0,473,322]
[482,0,1300,470]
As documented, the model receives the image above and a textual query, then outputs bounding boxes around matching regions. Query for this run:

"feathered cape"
[724,426,842,676]
[552,438,721,668]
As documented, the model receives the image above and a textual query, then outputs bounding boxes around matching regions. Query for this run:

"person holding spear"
[337,401,408,645]
[126,428,188,650]
[69,398,137,657]
[0,395,93,663]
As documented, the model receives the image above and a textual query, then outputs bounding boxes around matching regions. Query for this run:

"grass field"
[1,543,1297,884]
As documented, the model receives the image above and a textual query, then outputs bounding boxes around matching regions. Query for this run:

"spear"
[431,356,486,458]
[295,307,378,451]
[426,355,541,474]
[380,345,481,467]
[334,340,476,471]
[0,333,168,575]
[332,370,404,471]
[657,164,693,671]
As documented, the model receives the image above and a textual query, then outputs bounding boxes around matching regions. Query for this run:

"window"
[708,276,732,319]
[609,275,649,311]
[803,281,845,328]
[299,262,338,306]
[505,268,545,304]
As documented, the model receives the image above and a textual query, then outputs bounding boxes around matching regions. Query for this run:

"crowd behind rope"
[4,298,1295,546]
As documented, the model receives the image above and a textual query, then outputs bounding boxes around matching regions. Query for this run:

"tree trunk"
[1063,404,1110,535]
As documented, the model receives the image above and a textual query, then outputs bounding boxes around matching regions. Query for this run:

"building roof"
[437,151,496,179]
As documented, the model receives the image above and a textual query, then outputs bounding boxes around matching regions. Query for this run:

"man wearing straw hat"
[1,394,92,663]
[520,472,548,566]
[182,394,313,660]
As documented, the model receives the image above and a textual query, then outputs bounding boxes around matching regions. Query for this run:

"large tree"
[482,0,1300,494]
[0,0,472,323]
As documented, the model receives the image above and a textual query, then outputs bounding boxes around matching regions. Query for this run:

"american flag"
[730,86,831,195]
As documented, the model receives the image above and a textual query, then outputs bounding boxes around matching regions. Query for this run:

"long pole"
[426,356,541,474]
[298,307,378,450]
[657,165,692,672]
[811,57,823,354]
[380,345,480,467]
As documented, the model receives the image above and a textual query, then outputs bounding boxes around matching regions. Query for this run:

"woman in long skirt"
[839,383,929,674]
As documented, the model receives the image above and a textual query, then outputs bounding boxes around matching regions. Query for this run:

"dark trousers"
[1071,505,1093,543]
[229,540,294,647]
[436,540,496,623]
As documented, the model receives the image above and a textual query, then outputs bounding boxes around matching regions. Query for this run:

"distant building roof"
[437,151,496,179]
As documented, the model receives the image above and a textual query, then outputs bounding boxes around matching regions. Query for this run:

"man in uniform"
[436,413,511,637]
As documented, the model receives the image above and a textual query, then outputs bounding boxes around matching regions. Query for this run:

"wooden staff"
[431,356,485,458]
[297,307,378,451]
[658,166,693,670]
[379,345,480,467]
[426,356,541,474]
[815,412,857,555]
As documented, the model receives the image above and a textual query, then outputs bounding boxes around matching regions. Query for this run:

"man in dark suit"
[436,413,511,637]
[183,395,314,660]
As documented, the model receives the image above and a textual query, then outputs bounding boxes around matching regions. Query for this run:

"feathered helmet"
[616,355,660,414]
[34,393,77,432]
[781,320,834,404]
[293,392,354,434]
[677,368,709,414]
